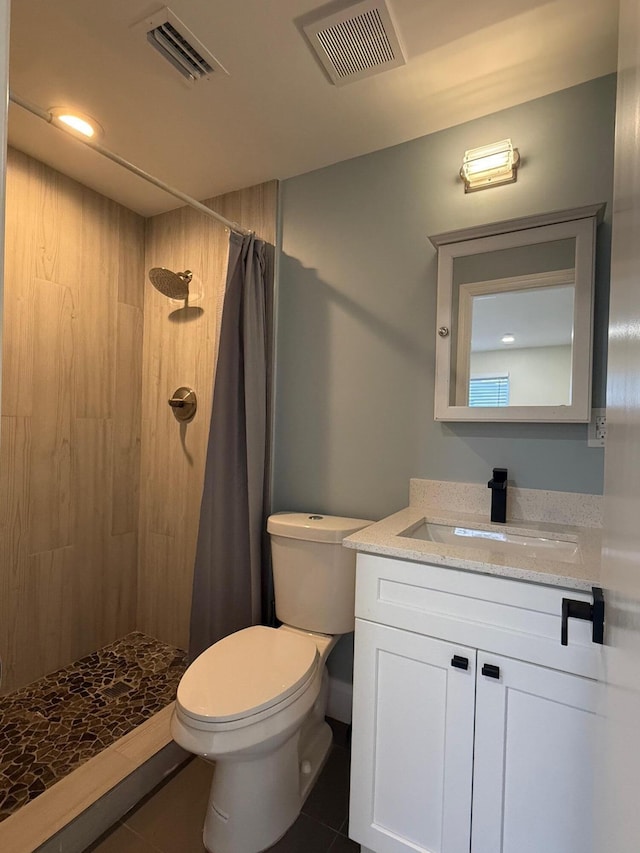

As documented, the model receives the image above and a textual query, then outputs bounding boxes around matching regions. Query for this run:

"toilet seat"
[176,625,319,726]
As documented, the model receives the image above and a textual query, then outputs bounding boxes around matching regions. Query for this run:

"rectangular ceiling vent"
[303,0,406,86]
[136,6,228,83]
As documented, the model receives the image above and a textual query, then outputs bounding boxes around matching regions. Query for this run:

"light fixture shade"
[460,139,520,192]
[58,114,95,137]
[49,107,102,140]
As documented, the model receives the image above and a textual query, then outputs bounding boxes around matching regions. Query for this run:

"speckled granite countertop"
[344,504,602,592]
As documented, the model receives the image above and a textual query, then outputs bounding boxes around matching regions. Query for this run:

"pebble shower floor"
[0,632,187,821]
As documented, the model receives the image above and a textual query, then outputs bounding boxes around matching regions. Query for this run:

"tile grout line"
[326,833,340,852]
[326,829,343,852]
[118,819,167,853]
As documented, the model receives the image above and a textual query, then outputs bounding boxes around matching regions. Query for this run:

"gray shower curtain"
[189,231,272,660]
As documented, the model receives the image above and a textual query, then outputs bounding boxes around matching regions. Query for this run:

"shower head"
[148,267,192,300]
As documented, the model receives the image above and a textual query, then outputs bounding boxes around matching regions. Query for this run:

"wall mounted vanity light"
[460,138,520,192]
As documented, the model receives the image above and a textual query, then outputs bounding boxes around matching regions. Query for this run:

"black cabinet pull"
[561,586,605,646]
[592,587,605,644]
[481,663,500,679]
[451,655,469,670]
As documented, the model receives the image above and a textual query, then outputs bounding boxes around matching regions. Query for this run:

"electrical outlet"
[588,407,606,447]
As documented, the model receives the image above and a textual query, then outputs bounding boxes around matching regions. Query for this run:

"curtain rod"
[9,90,253,237]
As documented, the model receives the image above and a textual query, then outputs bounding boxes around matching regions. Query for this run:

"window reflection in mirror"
[450,239,576,408]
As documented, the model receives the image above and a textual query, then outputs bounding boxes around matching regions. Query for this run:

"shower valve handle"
[168,387,197,422]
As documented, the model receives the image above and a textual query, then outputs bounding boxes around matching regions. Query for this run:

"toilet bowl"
[171,512,371,853]
[172,625,335,853]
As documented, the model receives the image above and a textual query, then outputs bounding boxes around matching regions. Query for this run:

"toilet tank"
[267,513,372,635]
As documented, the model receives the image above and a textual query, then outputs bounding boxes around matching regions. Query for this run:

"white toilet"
[171,512,371,853]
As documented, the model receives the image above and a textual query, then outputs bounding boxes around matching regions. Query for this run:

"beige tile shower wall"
[138,182,277,650]
[0,148,145,694]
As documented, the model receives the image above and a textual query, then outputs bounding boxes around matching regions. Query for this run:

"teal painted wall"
[274,76,615,527]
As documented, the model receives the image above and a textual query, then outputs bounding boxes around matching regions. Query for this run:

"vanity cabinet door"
[349,619,476,853]
[471,652,600,853]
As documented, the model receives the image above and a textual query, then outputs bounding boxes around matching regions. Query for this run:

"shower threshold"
[0,633,187,825]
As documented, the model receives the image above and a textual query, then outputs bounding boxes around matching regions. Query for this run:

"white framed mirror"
[430,204,605,422]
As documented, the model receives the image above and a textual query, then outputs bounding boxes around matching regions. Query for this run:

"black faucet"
[487,468,508,523]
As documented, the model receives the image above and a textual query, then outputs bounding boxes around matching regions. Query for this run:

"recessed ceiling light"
[501,334,515,344]
[49,107,102,139]
[58,114,94,137]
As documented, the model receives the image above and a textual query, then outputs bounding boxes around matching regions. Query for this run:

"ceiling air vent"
[302,0,406,86]
[135,6,228,83]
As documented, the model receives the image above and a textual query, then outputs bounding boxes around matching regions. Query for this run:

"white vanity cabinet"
[349,553,602,853]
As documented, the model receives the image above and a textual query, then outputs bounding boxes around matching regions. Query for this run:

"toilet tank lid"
[267,512,372,543]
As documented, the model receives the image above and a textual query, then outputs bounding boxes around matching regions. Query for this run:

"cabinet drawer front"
[349,620,475,853]
[355,553,602,679]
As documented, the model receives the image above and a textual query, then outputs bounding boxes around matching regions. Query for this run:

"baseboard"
[327,676,353,724]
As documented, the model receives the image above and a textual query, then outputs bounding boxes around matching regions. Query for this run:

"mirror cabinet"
[429,204,605,422]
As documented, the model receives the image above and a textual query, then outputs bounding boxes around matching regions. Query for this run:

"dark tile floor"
[0,633,187,822]
[87,719,360,853]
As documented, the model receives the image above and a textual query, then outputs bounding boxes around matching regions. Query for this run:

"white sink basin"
[404,521,580,563]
